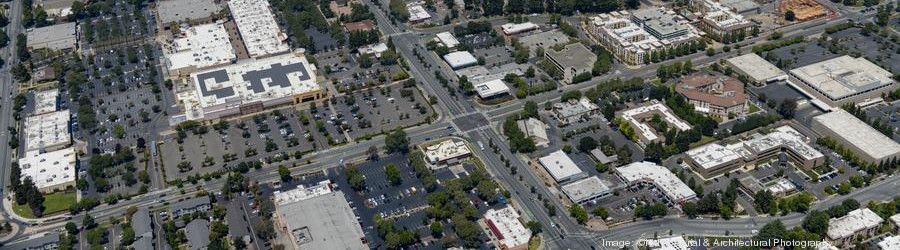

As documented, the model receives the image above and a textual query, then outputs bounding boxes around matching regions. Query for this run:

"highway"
[0,0,890,249]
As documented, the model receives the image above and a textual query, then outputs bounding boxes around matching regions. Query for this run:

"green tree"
[569,204,589,224]
[430,221,443,237]
[345,166,366,191]
[278,165,292,182]
[385,164,402,185]
[801,210,829,237]
[385,130,409,154]
[592,206,609,219]
[755,220,786,243]
[784,10,796,21]
[578,136,598,152]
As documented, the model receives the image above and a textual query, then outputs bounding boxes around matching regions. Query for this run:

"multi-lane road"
[0,0,891,249]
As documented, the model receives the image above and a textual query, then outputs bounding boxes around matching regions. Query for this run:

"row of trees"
[9,162,46,217]
[642,40,707,65]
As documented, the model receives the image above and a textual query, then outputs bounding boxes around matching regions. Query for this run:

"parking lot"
[865,101,900,142]
[331,84,435,139]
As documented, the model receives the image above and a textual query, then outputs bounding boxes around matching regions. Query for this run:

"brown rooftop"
[344,20,375,33]
[675,74,746,108]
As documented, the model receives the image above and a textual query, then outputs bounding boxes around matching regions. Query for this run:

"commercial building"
[719,0,761,13]
[407,3,431,24]
[726,53,787,84]
[538,150,588,183]
[131,208,154,250]
[501,22,539,35]
[590,148,619,166]
[694,0,755,38]
[812,109,900,164]
[552,97,600,125]
[35,0,77,18]
[641,236,690,250]
[517,118,549,147]
[33,89,59,115]
[790,56,896,106]
[185,219,210,250]
[616,161,697,204]
[616,100,692,146]
[228,0,291,58]
[878,236,900,250]
[274,183,367,250]
[561,176,613,203]
[588,9,701,65]
[518,30,570,53]
[455,63,529,84]
[827,208,883,247]
[766,178,798,196]
[675,74,747,118]
[481,206,531,250]
[358,43,389,58]
[26,22,77,51]
[891,214,900,230]
[435,32,460,48]
[686,125,824,178]
[155,0,219,26]
[343,20,376,33]
[176,51,324,121]
[443,51,479,69]
[473,79,510,99]
[544,43,596,84]
[18,147,77,193]
[24,110,71,152]
[170,196,211,218]
[424,139,471,164]
[164,23,237,76]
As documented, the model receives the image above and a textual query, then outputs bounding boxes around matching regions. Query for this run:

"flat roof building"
[518,30,570,54]
[675,74,747,118]
[170,196,211,218]
[891,214,900,230]
[686,125,824,179]
[228,0,291,58]
[177,51,324,121]
[455,63,529,84]
[685,143,744,178]
[273,180,333,204]
[590,148,619,166]
[617,100,692,146]
[165,23,237,76]
[424,139,471,164]
[501,22,539,35]
[811,109,900,164]
[538,150,588,183]
[358,43,388,58]
[617,161,697,204]
[827,208,883,247]
[275,190,367,250]
[443,51,479,69]
[435,32,460,48]
[720,0,760,13]
[26,22,77,51]
[642,236,690,250]
[517,118,549,148]
[156,0,219,26]
[407,3,431,23]
[879,235,900,250]
[694,0,756,37]
[544,43,596,84]
[24,110,71,153]
[481,206,531,250]
[561,176,613,203]
[36,0,77,17]
[18,147,76,193]
[726,53,787,84]
[33,89,59,115]
[790,56,896,106]
[185,219,210,250]
[589,10,701,65]
[552,97,600,125]
[473,79,510,99]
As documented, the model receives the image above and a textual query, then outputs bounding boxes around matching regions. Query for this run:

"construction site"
[778,0,828,21]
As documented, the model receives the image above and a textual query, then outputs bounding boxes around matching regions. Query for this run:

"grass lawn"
[12,191,77,218]
[689,135,717,148]
[528,235,541,250]
[748,102,761,114]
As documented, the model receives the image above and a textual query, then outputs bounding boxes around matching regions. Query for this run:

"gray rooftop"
[196,61,313,98]
[170,196,210,213]
[812,109,900,161]
[26,22,77,51]
[132,236,154,250]
[277,191,367,250]
[185,219,211,250]
[4,232,59,250]
[545,43,596,72]
[631,8,692,39]
[156,0,220,24]
[132,207,153,238]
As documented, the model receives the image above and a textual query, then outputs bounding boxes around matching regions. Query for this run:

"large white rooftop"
[276,191,367,250]
[26,22,77,51]
[156,0,220,24]
[744,126,824,161]
[538,150,585,182]
[474,79,510,99]
[273,180,333,205]
[766,178,796,195]
[827,208,883,240]
[435,32,460,48]
[228,0,290,58]
[812,109,900,162]
[424,139,471,163]
[561,176,613,203]
[642,236,689,250]
[24,110,71,152]
[790,56,894,101]
[618,161,696,202]
[620,101,692,142]
[553,98,599,119]
[878,236,900,250]
[685,143,742,170]
[726,53,786,83]
[166,23,236,72]
[501,22,539,35]
[18,147,76,191]
[443,51,479,69]
[407,3,431,23]
[698,0,752,31]
[183,52,320,120]
[483,206,531,249]
[33,89,59,115]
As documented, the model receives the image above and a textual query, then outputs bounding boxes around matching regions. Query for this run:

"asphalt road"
[0,0,26,239]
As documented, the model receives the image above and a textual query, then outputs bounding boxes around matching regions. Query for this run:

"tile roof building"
[675,74,747,118]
